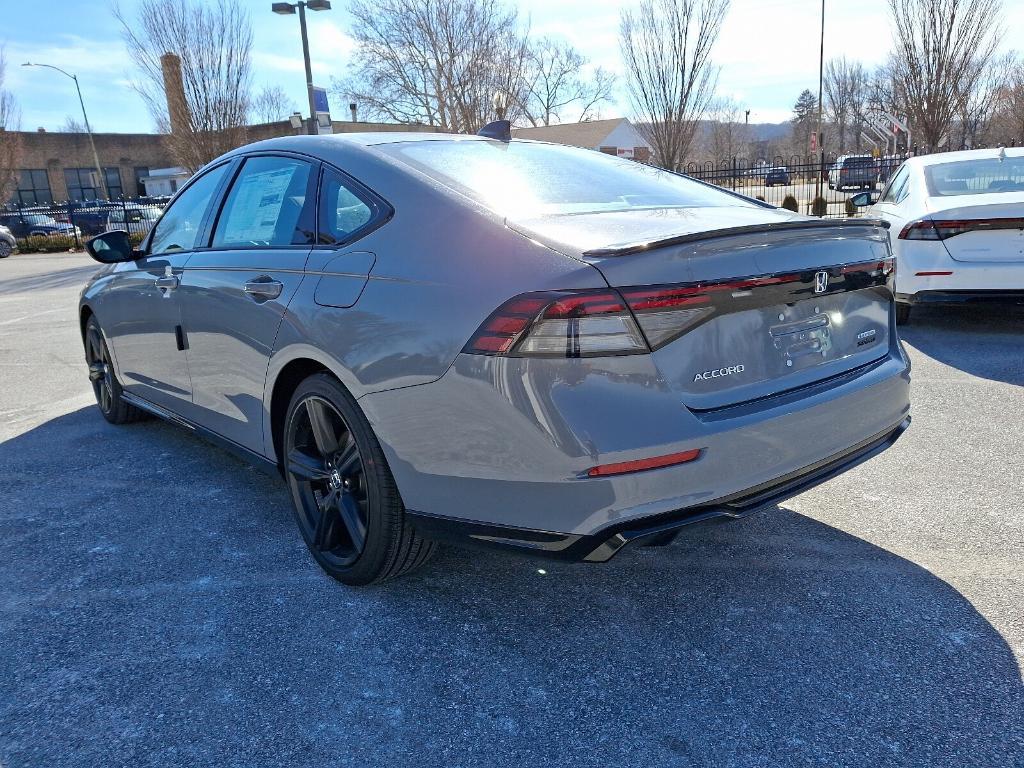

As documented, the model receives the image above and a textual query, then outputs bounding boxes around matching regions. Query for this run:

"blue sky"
[3,0,1021,133]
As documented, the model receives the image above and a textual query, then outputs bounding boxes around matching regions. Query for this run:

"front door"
[102,163,231,414]
[178,154,318,453]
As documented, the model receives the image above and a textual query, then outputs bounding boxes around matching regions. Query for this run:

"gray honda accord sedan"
[79,131,910,585]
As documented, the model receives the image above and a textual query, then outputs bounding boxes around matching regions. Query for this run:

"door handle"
[155,267,179,292]
[243,278,284,300]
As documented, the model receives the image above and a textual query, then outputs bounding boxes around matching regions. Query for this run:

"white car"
[853,147,1024,323]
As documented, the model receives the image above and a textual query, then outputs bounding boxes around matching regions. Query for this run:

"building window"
[14,169,53,205]
[134,166,150,196]
[598,146,618,155]
[64,167,124,201]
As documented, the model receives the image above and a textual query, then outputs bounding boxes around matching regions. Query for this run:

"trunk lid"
[514,209,894,411]
[924,194,1024,263]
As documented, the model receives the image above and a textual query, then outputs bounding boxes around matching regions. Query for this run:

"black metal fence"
[0,197,171,252]
[683,153,906,218]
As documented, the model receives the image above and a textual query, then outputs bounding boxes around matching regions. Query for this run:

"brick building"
[6,119,438,205]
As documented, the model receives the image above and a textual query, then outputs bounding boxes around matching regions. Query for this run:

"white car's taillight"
[899,217,1024,240]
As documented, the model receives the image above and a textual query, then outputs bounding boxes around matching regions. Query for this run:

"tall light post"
[814,0,826,204]
[22,62,109,200]
[271,0,331,136]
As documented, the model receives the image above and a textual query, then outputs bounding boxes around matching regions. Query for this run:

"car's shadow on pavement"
[2,407,1022,767]
[0,264,98,297]
[899,304,1024,386]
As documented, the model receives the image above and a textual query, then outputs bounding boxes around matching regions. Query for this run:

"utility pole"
[814,0,825,204]
[272,1,332,136]
[23,62,109,200]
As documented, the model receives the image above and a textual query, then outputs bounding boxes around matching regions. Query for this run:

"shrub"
[845,197,858,216]
[811,196,828,217]
[781,195,799,212]
[24,235,79,253]
[755,195,765,201]
[129,230,146,246]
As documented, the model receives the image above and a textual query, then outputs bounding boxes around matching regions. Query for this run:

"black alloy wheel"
[282,373,435,584]
[84,316,144,424]
[286,395,369,567]
[86,322,115,414]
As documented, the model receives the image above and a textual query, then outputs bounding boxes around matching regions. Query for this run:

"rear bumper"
[360,343,911,539]
[898,289,1024,305]
[408,416,910,562]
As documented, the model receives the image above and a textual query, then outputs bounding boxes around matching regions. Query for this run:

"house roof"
[511,118,632,149]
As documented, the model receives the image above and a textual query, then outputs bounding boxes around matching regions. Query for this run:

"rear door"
[177,153,318,453]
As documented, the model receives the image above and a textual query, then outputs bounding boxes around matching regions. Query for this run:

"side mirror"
[85,230,136,264]
[849,191,878,208]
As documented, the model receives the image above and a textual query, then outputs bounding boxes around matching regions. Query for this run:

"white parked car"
[853,147,1024,323]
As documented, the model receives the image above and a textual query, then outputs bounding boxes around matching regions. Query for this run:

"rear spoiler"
[582,217,891,258]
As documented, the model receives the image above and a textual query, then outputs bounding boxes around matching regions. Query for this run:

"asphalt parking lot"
[1,252,1022,767]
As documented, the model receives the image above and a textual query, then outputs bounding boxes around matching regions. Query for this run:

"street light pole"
[272,1,331,136]
[23,62,109,200]
[814,0,825,204]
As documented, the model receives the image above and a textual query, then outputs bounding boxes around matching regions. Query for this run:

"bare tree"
[520,38,615,126]
[705,97,743,161]
[60,115,86,133]
[824,57,869,153]
[886,0,1003,151]
[986,57,1024,145]
[0,49,20,203]
[337,0,529,133]
[619,0,731,171]
[251,85,297,125]
[115,0,253,171]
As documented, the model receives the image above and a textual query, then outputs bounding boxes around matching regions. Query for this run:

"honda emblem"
[814,271,829,294]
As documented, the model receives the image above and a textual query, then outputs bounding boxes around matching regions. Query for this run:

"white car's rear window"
[925,157,1024,196]
[381,139,751,218]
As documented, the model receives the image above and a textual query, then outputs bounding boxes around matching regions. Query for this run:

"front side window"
[213,156,315,248]
[148,164,228,255]
[379,139,750,220]
[318,167,374,245]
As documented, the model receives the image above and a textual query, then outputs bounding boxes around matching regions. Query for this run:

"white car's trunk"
[926,193,1024,263]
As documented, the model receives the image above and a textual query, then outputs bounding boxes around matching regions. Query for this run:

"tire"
[282,373,435,585]
[0,239,11,258]
[84,316,146,424]
[895,303,912,325]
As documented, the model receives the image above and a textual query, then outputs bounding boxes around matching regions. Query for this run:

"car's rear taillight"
[463,289,648,357]
[899,217,1024,240]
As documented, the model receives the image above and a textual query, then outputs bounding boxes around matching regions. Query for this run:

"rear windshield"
[843,157,875,168]
[379,139,750,218]
[924,157,1024,196]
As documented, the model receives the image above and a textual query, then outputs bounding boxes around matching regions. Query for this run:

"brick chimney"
[160,52,190,136]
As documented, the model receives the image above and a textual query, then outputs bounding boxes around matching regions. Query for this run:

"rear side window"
[149,163,229,254]
[317,167,375,245]
[924,157,1024,196]
[213,156,315,248]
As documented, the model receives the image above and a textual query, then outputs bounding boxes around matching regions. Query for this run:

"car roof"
[905,146,1024,167]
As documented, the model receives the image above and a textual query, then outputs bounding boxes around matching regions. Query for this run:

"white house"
[139,167,191,197]
[511,118,653,162]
